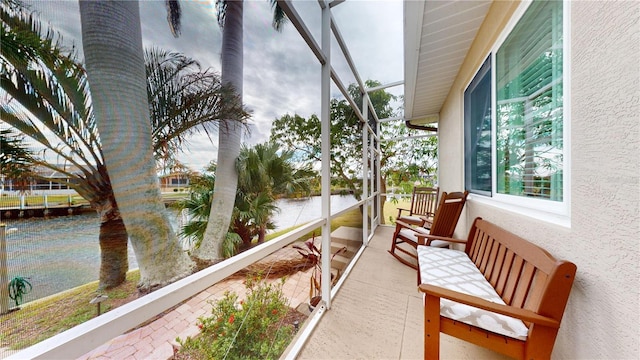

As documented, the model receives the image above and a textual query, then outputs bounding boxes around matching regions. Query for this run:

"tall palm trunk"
[193,0,243,263]
[98,208,128,287]
[79,0,194,290]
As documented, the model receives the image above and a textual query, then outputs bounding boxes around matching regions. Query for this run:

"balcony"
[4,220,514,359]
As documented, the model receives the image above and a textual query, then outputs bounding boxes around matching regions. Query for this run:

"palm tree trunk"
[232,218,252,250]
[257,226,266,244]
[194,0,243,263]
[79,0,194,290]
[98,212,128,288]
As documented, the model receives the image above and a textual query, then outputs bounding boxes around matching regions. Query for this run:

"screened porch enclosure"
[2,0,421,358]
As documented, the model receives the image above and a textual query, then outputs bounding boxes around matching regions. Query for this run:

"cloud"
[18,0,403,172]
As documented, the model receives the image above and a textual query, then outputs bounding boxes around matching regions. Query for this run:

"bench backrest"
[463,218,577,325]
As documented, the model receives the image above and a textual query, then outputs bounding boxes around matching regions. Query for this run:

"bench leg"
[524,324,557,359]
[424,293,441,360]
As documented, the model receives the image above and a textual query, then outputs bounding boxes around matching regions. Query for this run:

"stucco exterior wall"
[437,1,639,359]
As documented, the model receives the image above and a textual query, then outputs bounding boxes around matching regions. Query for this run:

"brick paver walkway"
[78,248,314,360]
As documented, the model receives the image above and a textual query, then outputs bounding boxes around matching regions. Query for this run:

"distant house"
[159,171,191,192]
[1,164,82,194]
[1,163,194,194]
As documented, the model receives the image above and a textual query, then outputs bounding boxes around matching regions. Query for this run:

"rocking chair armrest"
[397,208,411,218]
[395,219,422,230]
[418,284,560,328]
[414,233,467,246]
[419,216,433,229]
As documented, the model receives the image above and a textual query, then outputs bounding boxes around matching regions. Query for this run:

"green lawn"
[0,271,141,350]
[0,193,187,208]
[0,194,76,207]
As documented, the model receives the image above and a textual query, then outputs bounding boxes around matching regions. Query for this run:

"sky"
[21,0,404,171]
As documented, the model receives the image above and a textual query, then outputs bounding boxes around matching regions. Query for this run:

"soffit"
[404,1,492,123]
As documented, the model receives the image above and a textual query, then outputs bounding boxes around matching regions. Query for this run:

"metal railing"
[8,218,331,359]
[6,195,378,359]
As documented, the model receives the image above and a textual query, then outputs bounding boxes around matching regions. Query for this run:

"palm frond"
[215,0,227,28]
[145,47,249,164]
[269,0,288,31]
[165,0,181,37]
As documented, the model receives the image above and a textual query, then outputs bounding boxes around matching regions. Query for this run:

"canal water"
[1,195,357,303]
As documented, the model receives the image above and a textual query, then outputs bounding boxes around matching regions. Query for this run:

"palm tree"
[0,129,34,193]
[235,142,313,244]
[78,0,196,291]
[191,0,287,264]
[181,142,314,255]
[2,1,128,287]
[1,1,246,289]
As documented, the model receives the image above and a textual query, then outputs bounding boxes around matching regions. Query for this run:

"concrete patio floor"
[297,225,510,360]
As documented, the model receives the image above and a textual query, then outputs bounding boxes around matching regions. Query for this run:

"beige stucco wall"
[437,1,639,359]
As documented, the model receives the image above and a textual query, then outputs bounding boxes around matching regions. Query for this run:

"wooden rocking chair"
[396,186,439,226]
[389,191,468,269]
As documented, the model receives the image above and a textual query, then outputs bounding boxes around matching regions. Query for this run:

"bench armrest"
[414,233,467,246]
[418,284,560,328]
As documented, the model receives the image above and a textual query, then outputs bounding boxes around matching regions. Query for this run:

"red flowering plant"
[293,233,347,308]
[177,276,295,359]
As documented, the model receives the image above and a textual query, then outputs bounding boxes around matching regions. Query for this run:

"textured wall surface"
[438,1,639,358]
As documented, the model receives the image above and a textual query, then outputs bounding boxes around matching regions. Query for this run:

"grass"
[0,199,409,352]
[383,198,411,225]
[0,194,79,207]
[0,271,140,350]
[0,193,186,208]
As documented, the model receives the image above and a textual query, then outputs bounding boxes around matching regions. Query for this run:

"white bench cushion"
[398,227,450,248]
[417,246,529,341]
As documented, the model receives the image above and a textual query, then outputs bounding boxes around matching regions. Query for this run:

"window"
[496,0,563,201]
[464,0,566,213]
[465,57,492,195]
[170,177,189,186]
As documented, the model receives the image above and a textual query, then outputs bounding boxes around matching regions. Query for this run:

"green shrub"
[177,277,295,359]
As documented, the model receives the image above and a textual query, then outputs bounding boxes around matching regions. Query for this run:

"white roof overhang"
[404,0,492,128]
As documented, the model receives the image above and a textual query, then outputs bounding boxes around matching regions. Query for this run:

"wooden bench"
[416,217,577,360]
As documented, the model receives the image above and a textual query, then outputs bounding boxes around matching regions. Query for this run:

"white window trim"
[466,0,571,228]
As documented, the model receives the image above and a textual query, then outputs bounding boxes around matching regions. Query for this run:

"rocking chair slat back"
[397,187,439,225]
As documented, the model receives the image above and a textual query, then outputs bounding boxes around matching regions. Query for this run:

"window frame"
[464,0,571,227]
[464,56,492,196]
